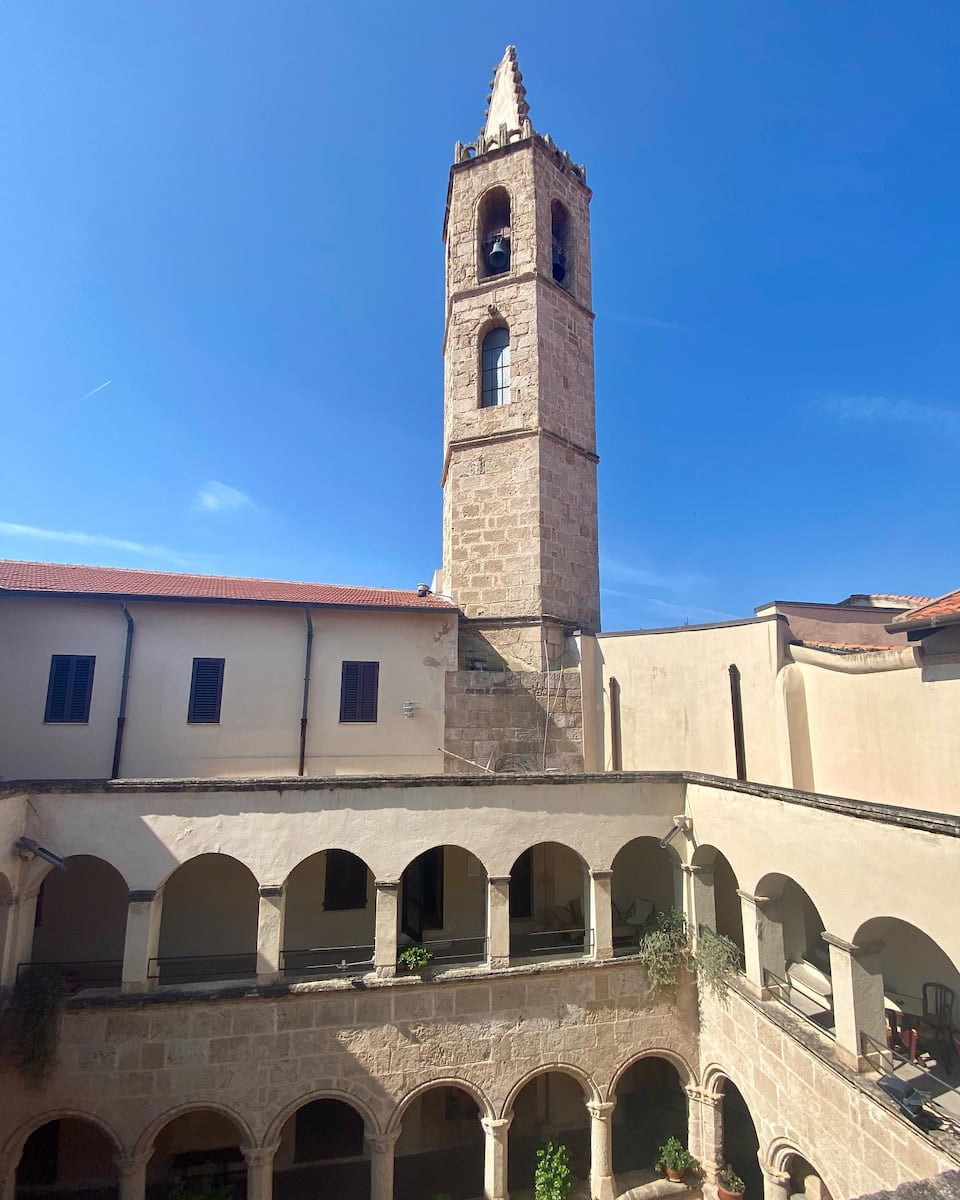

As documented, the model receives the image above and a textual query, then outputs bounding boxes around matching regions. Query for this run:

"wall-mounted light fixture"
[402,700,419,718]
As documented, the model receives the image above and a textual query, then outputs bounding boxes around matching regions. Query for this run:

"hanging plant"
[6,965,67,1081]
[638,907,691,995]
[535,1141,574,1200]
[694,929,742,998]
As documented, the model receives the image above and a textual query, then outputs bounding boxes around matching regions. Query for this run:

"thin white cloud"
[195,481,254,513]
[607,313,680,331]
[0,521,201,568]
[826,394,960,441]
[602,557,710,592]
[78,379,113,403]
[642,596,738,621]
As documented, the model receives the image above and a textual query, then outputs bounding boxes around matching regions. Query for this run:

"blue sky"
[1,2,957,629]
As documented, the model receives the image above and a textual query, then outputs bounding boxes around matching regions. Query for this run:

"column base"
[488,955,510,971]
[591,1173,616,1200]
[374,963,396,980]
[122,978,155,995]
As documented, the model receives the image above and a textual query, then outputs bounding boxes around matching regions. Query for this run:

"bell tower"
[440,47,600,671]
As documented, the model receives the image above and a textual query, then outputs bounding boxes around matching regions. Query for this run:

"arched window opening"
[690,845,744,958]
[613,1058,687,1179]
[398,845,487,969]
[155,854,259,985]
[551,200,571,287]
[508,1073,590,1192]
[28,855,127,992]
[755,873,832,1033]
[508,842,588,962]
[273,1099,369,1198]
[478,187,511,277]
[481,327,510,408]
[785,1153,834,1200]
[282,850,376,979]
[721,1082,761,1199]
[16,1119,118,1200]
[147,1111,246,1197]
[610,836,681,957]
[395,1086,482,1199]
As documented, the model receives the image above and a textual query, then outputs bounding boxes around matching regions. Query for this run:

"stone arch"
[610,1051,692,1176]
[476,185,512,279]
[265,1087,383,1147]
[610,834,682,941]
[501,1061,601,1117]
[608,1046,698,1097]
[3,1109,122,1167]
[507,841,590,961]
[700,1068,762,1200]
[9,1112,122,1200]
[388,1076,495,1133]
[766,1137,838,1197]
[550,198,573,288]
[281,849,376,978]
[156,849,259,892]
[852,915,960,995]
[132,1100,255,1164]
[753,871,832,1024]
[689,843,744,954]
[397,844,488,962]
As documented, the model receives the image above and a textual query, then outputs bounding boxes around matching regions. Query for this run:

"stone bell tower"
[440,47,600,672]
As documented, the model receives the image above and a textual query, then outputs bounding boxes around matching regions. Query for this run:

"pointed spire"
[482,46,530,140]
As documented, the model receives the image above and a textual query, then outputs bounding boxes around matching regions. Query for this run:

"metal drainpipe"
[110,601,135,779]
[298,608,314,776]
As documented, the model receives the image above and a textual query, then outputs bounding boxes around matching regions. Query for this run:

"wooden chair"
[904,982,955,1069]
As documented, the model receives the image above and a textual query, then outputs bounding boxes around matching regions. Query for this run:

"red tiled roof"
[889,588,960,631]
[0,560,457,612]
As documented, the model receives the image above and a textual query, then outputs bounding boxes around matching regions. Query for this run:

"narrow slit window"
[188,657,225,723]
[481,327,510,407]
[44,654,95,723]
[340,661,379,723]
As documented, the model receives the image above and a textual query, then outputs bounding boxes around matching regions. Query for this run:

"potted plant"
[695,929,743,998]
[535,1140,574,1200]
[654,1135,699,1182]
[398,944,433,975]
[638,908,691,995]
[718,1163,746,1200]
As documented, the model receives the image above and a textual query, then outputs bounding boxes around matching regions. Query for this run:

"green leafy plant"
[166,1179,235,1200]
[638,907,691,995]
[719,1163,746,1193]
[398,944,433,973]
[535,1140,574,1200]
[654,1135,699,1177]
[5,965,67,1081]
[694,929,743,998]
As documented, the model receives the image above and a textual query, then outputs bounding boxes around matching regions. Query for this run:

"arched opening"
[16,1118,118,1200]
[155,854,258,985]
[273,1098,369,1198]
[855,916,960,1082]
[146,1110,247,1196]
[398,845,487,969]
[509,842,589,962]
[477,186,511,278]
[508,1072,590,1193]
[610,836,681,955]
[551,200,571,287]
[690,845,744,957]
[282,850,375,978]
[756,873,832,1030]
[480,327,510,408]
[0,870,13,983]
[784,1152,833,1200]
[720,1081,761,1199]
[612,1057,688,1182]
[394,1086,483,1200]
[28,856,127,991]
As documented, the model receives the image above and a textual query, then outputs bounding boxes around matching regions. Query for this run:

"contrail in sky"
[78,379,113,402]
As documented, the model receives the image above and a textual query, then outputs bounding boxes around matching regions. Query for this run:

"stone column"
[738,890,784,998]
[686,1086,722,1183]
[1,1157,17,1200]
[587,1100,616,1200]
[1,892,38,989]
[762,1166,792,1200]
[368,1132,399,1200]
[121,889,163,994]
[374,881,399,979]
[823,932,887,1070]
[241,1145,278,1200]
[256,886,286,985]
[681,864,715,950]
[481,1115,511,1200]
[589,869,614,961]
[114,1156,148,1200]
[487,876,511,970]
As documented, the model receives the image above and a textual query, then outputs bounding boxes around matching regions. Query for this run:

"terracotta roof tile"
[0,560,457,612]
[890,588,960,629]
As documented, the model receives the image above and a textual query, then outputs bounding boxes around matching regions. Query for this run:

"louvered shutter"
[323,849,368,910]
[340,661,379,722]
[67,656,94,721]
[45,655,95,723]
[188,657,225,723]
[358,661,379,722]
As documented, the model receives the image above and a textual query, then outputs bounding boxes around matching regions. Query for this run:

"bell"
[487,238,509,272]
[552,248,566,282]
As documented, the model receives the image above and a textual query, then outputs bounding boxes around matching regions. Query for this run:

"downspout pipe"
[111,601,135,779]
[298,608,314,776]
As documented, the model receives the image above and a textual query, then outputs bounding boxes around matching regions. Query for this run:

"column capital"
[488,875,511,886]
[821,931,884,957]
[374,879,400,893]
[480,1115,513,1136]
[367,1131,401,1152]
[589,868,613,881]
[258,885,284,899]
[737,888,778,909]
[586,1100,616,1119]
[127,889,157,903]
[681,864,713,878]
[241,1144,279,1168]
[761,1166,792,1187]
[113,1154,151,1172]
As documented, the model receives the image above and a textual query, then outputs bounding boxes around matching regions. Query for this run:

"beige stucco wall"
[0,596,458,781]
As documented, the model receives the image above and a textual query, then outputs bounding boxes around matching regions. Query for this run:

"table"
[884,992,923,1061]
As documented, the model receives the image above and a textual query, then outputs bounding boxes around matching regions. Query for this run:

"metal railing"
[861,1030,960,1135]
[510,927,592,960]
[17,960,123,992]
[409,935,488,968]
[148,952,257,985]
[763,968,836,1038]
[280,944,375,977]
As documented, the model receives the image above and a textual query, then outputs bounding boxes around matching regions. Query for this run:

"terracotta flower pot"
[718,1187,744,1200]
[665,1168,687,1182]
